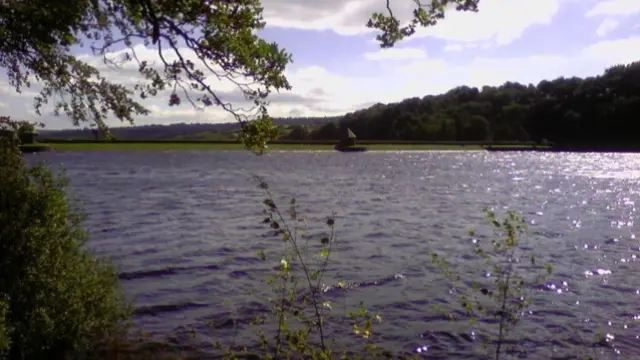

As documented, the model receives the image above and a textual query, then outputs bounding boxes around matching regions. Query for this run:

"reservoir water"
[27,150,640,359]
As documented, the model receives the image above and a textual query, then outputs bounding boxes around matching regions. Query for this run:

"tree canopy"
[307,61,640,145]
[368,0,479,47]
[0,0,479,151]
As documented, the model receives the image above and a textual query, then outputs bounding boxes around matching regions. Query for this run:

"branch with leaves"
[1,0,482,152]
[367,0,480,47]
[430,208,552,359]
[1,0,292,151]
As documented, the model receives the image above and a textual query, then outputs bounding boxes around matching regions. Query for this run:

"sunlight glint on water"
[26,150,640,359]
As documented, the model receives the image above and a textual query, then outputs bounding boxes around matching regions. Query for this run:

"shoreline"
[28,142,532,152]
[23,142,640,153]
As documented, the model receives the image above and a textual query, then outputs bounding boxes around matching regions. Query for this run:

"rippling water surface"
[27,150,640,358]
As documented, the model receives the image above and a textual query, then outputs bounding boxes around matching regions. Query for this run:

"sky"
[1,0,640,129]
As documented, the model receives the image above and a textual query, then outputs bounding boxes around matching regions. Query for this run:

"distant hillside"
[38,116,339,141]
[42,61,640,145]
[308,61,640,145]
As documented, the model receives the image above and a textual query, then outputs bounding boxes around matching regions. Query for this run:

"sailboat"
[334,128,367,152]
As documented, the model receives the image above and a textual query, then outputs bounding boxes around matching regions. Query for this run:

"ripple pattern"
[26,150,640,359]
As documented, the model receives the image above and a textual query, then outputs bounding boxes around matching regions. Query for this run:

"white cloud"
[409,0,561,45]
[262,0,566,47]
[586,0,640,17]
[283,66,392,110]
[324,35,640,105]
[444,44,464,52]
[284,35,639,108]
[363,47,428,60]
[0,42,347,129]
[580,35,640,64]
[3,32,640,130]
[402,36,640,96]
[260,0,378,36]
[596,18,620,36]
[443,42,493,52]
[78,45,245,94]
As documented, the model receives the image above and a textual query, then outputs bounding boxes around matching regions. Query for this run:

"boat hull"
[334,145,367,152]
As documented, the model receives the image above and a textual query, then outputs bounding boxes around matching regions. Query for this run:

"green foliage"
[282,125,311,141]
[0,296,9,356]
[0,0,495,151]
[210,178,571,359]
[367,0,480,47]
[0,117,42,145]
[430,208,552,360]
[0,0,292,152]
[310,62,640,144]
[254,178,337,358]
[239,116,280,155]
[212,177,389,359]
[0,0,491,152]
[0,0,494,152]
[0,138,130,359]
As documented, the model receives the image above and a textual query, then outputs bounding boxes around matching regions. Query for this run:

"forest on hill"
[305,61,640,145]
[38,116,339,141]
[40,61,640,145]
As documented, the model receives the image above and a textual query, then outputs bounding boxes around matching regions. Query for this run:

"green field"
[40,142,502,152]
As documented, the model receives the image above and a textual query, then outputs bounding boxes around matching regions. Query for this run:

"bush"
[431,209,553,359]
[217,179,559,360]
[208,177,403,359]
[0,138,130,359]
[0,296,9,355]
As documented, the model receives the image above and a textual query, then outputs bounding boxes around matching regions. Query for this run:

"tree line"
[40,60,640,146]
[38,117,340,141]
[300,61,640,145]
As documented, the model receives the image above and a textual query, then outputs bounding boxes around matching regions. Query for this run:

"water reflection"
[27,150,640,359]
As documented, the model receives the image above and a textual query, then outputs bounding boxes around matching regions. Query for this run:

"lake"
[27,150,640,359]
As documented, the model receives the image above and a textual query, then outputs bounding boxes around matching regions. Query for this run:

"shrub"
[212,178,560,359]
[430,208,553,359]
[209,177,404,360]
[0,295,9,355]
[0,138,130,359]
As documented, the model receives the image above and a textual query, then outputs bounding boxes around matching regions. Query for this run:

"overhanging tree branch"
[2,0,480,152]
[367,0,481,47]
[1,0,291,151]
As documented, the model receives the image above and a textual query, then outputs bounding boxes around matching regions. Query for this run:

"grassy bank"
[36,141,640,153]
[39,142,512,152]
